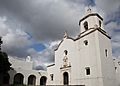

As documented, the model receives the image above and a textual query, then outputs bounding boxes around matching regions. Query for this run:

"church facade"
[47,8,118,86]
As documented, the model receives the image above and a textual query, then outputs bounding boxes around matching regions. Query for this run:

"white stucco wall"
[74,31,102,86]
[97,31,116,86]
[55,38,76,85]
[8,56,47,85]
[47,65,55,85]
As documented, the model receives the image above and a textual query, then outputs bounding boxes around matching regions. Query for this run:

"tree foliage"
[0,51,11,73]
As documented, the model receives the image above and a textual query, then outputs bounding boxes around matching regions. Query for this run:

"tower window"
[99,20,101,27]
[50,74,53,81]
[105,49,108,57]
[115,67,117,71]
[83,21,88,30]
[85,67,90,75]
[84,40,88,45]
[64,50,68,55]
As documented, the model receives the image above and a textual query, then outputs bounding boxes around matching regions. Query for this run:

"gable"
[54,37,75,51]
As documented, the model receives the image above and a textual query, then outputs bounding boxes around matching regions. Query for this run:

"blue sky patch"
[30,43,46,52]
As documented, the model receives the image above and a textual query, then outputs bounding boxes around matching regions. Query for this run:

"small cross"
[86,5,92,14]
[63,31,68,38]
[87,6,91,12]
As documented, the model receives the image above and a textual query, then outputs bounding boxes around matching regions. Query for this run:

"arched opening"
[83,21,88,30]
[40,76,47,85]
[105,49,108,57]
[28,75,36,85]
[14,73,24,85]
[99,20,101,27]
[63,72,69,85]
[64,50,68,55]
[3,73,10,84]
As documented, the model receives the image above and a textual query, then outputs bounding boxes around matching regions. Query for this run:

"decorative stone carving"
[26,56,31,62]
[63,56,68,67]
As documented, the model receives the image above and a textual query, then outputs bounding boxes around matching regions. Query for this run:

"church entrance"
[13,73,24,85]
[28,75,36,85]
[63,72,69,85]
[40,76,47,85]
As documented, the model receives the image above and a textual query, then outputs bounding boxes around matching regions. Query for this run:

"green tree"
[0,51,11,85]
[0,51,11,74]
[0,37,11,85]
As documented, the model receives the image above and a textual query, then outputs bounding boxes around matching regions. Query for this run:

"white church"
[46,8,120,86]
[2,8,120,86]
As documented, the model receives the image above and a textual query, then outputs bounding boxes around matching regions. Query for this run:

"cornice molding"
[79,13,103,25]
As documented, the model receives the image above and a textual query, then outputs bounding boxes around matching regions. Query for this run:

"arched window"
[14,73,24,85]
[105,49,108,57]
[64,50,68,55]
[40,76,47,85]
[28,75,36,85]
[83,21,88,30]
[99,20,101,27]
[63,72,69,85]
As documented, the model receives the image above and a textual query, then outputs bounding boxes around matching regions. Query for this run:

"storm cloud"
[0,0,81,41]
[0,0,120,68]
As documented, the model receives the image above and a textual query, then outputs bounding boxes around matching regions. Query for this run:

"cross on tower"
[85,6,92,15]
[0,37,3,51]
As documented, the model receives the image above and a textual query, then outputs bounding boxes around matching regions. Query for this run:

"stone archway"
[40,76,47,85]
[63,72,69,85]
[14,73,24,85]
[28,75,36,85]
[3,73,10,84]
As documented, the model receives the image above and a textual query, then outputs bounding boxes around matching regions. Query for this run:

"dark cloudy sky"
[0,0,120,69]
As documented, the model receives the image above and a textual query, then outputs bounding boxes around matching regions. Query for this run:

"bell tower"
[76,8,116,86]
[79,8,103,33]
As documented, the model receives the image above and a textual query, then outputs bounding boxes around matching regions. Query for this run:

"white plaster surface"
[47,9,117,86]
